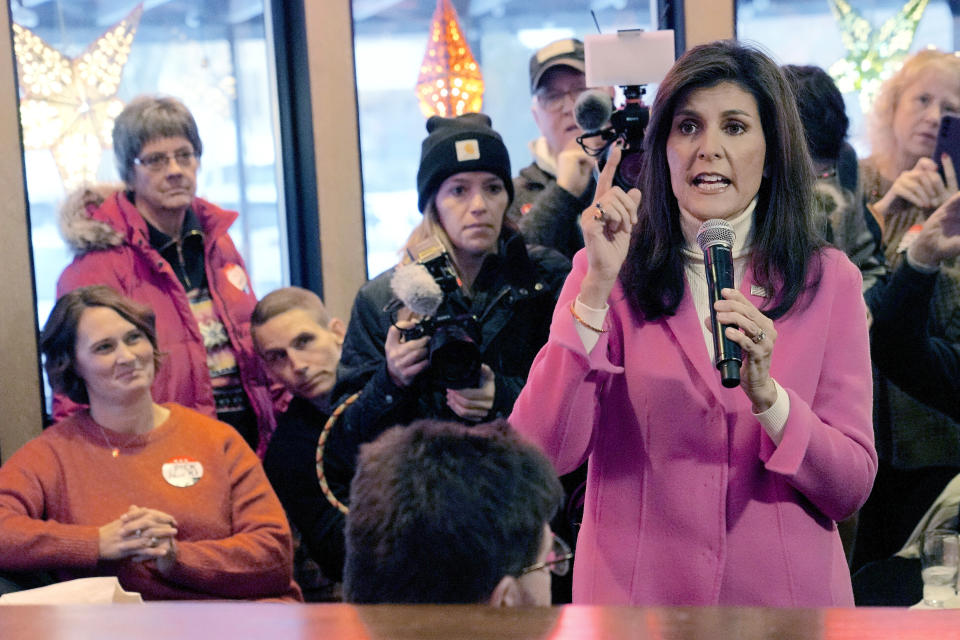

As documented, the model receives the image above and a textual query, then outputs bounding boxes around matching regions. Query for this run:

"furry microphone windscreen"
[390,263,444,317]
[574,89,614,133]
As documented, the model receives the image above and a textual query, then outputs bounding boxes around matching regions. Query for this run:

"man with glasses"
[343,418,567,605]
[508,38,602,259]
[55,95,274,454]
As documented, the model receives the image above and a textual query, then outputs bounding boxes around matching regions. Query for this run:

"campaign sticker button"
[162,457,204,487]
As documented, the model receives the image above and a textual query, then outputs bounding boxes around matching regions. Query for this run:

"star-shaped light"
[415,0,484,118]
[13,4,143,190]
[828,0,930,112]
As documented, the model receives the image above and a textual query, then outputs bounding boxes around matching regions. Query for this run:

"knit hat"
[416,113,513,213]
[529,38,585,93]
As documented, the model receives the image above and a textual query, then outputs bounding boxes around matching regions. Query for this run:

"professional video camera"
[574,29,675,191]
[389,238,482,390]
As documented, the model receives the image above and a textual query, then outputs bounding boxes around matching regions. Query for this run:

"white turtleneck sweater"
[572,200,790,444]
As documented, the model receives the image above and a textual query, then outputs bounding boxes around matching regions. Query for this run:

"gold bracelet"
[569,300,607,334]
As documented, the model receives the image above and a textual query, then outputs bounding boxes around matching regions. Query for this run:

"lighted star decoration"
[415,0,484,118]
[13,4,143,190]
[827,0,929,113]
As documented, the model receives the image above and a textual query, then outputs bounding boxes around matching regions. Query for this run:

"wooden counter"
[1,603,958,640]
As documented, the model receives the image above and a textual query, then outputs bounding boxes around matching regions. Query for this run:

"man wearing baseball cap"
[508,38,601,259]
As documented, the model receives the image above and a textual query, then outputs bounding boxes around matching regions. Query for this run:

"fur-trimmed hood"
[58,184,237,257]
[58,183,127,255]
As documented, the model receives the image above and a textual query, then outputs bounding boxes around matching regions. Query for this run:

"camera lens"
[429,322,482,389]
[616,149,645,190]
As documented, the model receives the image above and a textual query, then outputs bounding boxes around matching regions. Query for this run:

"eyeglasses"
[535,87,588,113]
[518,533,573,577]
[134,149,197,172]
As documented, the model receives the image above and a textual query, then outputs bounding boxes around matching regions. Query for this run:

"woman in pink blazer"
[510,41,877,606]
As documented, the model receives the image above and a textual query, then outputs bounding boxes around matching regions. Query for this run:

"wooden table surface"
[1,603,958,639]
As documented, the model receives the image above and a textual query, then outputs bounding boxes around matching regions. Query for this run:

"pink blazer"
[510,248,876,606]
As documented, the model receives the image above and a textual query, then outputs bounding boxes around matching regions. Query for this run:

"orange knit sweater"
[0,404,301,601]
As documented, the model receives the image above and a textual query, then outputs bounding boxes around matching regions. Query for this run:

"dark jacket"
[871,259,960,423]
[333,228,570,454]
[506,162,594,259]
[262,397,346,583]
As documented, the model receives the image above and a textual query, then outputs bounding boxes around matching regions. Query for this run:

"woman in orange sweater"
[0,285,301,601]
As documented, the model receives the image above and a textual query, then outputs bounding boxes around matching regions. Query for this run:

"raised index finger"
[594,142,623,201]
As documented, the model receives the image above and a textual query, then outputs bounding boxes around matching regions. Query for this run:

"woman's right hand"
[579,143,641,307]
[874,156,955,218]
[385,321,430,387]
[98,505,178,561]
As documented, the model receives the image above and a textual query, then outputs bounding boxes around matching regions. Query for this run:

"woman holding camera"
[510,41,876,606]
[309,114,568,583]
[335,113,568,438]
[0,286,300,601]
[852,49,960,571]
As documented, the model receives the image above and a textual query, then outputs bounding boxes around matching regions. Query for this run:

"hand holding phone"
[934,113,960,190]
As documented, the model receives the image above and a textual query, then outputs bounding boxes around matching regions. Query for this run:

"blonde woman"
[334,114,568,437]
[854,48,960,570]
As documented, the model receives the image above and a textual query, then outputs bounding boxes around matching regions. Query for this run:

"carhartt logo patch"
[455,139,480,162]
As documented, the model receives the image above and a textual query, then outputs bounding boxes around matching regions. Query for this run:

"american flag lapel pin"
[750,284,767,298]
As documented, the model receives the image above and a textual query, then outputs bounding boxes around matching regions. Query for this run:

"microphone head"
[574,89,613,133]
[390,263,443,317]
[696,219,736,252]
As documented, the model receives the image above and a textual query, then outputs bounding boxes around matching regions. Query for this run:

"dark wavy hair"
[622,40,823,321]
[41,285,161,405]
[782,64,849,162]
[343,418,562,604]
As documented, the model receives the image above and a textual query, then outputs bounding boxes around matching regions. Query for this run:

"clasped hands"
[99,505,178,574]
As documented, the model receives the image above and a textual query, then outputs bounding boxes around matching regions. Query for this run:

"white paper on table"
[0,577,143,605]
[910,594,960,609]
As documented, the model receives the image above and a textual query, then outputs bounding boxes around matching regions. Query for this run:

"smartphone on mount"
[934,113,960,184]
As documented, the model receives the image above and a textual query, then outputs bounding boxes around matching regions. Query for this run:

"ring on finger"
[751,329,766,344]
[593,202,605,221]
[149,536,159,548]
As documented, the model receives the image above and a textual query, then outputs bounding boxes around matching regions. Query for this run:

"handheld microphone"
[574,89,614,133]
[390,263,443,317]
[696,219,741,388]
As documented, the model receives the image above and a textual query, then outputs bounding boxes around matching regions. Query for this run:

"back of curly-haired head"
[41,285,161,405]
[343,418,562,604]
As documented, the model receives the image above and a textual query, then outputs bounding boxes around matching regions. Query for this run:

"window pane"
[352,1,656,277]
[13,0,287,327]
[737,0,956,151]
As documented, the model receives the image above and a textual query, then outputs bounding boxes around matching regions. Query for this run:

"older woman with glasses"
[0,286,300,601]
[853,49,960,572]
[55,95,274,454]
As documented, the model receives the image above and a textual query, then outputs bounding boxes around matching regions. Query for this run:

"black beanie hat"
[416,113,514,213]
